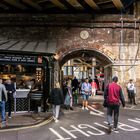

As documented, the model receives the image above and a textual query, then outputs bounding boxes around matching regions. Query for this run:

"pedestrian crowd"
[0,75,137,133]
[0,78,15,128]
[49,75,137,135]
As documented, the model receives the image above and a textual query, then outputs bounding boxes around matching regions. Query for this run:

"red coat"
[91,81,97,89]
[104,82,125,106]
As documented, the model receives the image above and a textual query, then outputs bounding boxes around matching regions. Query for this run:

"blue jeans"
[82,94,89,101]
[0,101,6,122]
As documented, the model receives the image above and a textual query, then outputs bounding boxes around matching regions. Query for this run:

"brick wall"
[0,14,140,101]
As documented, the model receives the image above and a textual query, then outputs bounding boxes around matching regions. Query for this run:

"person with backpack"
[104,76,125,132]
[0,78,7,128]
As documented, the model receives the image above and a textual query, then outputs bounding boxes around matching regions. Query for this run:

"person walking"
[64,79,73,110]
[0,78,7,128]
[91,79,97,96]
[5,78,16,118]
[81,78,92,110]
[50,82,64,123]
[72,77,79,105]
[127,79,136,105]
[104,76,125,132]
[94,76,100,91]
[72,77,79,92]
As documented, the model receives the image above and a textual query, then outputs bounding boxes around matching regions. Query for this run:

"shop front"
[0,53,50,113]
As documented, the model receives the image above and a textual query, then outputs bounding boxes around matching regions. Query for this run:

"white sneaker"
[85,107,89,110]
[55,119,59,123]
[82,106,85,110]
[53,116,56,120]
[113,127,119,131]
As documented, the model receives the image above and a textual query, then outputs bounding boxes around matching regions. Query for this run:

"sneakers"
[108,125,112,133]
[82,106,85,110]
[85,107,89,110]
[70,107,74,110]
[8,116,12,119]
[1,121,7,128]
[53,116,56,120]
[82,107,89,110]
[53,116,59,123]
[113,127,119,131]
[55,119,59,123]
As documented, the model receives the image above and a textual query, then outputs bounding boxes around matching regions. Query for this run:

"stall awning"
[0,40,56,56]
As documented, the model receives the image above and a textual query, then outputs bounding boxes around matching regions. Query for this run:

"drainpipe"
[48,56,53,93]
[119,13,140,61]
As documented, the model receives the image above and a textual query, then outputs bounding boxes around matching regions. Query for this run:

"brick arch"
[56,43,115,66]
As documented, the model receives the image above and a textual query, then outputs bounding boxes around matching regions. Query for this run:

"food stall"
[0,54,48,112]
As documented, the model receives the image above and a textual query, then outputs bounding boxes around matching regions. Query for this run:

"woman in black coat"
[50,82,64,123]
[5,79,16,118]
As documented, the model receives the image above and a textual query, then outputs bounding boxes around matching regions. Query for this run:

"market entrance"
[59,49,113,96]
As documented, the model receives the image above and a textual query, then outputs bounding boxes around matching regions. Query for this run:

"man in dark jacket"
[5,79,16,118]
[104,76,125,132]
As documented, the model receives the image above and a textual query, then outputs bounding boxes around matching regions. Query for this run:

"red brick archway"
[56,43,115,67]
[53,43,114,85]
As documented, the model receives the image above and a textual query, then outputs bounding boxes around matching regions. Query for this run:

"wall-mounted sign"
[0,54,43,64]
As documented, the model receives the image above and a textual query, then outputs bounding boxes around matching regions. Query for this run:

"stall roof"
[0,40,56,56]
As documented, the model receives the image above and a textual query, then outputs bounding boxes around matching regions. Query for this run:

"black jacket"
[5,83,16,99]
[50,88,64,105]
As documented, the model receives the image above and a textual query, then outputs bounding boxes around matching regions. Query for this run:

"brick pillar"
[135,1,140,17]
[53,60,60,84]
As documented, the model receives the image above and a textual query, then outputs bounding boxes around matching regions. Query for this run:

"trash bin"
[28,91,43,112]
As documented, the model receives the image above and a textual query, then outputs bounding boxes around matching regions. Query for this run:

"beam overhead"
[22,0,42,10]
[85,0,100,10]
[50,0,67,10]
[4,0,26,9]
[112,0,124,10]
[0,3,9,10]
[66,0,84,10]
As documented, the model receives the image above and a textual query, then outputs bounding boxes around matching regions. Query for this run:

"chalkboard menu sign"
[0,54,40,64]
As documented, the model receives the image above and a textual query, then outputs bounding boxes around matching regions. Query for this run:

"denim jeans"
[0,101,6,122]
[107,104,119,128]
[52,105,60,119]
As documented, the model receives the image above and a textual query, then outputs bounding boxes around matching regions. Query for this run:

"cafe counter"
[13,89,30,112]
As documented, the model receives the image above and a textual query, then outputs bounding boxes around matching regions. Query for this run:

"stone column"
[92,58,96,79]
[53,60,60,84]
